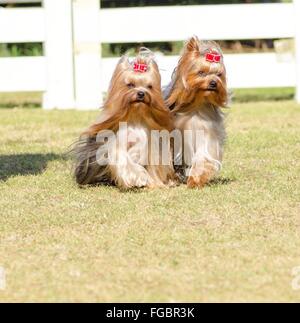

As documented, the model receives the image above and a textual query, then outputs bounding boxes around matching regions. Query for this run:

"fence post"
[295,0,300,103]
[43,0,75,110]
[73,0,102,110]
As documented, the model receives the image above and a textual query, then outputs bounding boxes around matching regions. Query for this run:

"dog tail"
[70,136,111,186]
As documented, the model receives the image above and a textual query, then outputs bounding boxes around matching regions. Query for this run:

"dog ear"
[117,55,131,70]
[185,37,200,52]
[138,47,154,61]
[110,55,131,80]
[147,58,158,72]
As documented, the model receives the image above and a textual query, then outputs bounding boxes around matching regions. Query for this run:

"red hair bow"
[133,62,148,73]
[205,50,221,63]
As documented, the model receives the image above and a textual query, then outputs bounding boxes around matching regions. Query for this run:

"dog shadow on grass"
[0,153,64,182]
[84,176,236,192]
[208,177,236,186]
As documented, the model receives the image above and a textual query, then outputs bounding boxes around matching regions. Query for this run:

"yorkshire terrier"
[73,49,176,189]
[164,37,229,188]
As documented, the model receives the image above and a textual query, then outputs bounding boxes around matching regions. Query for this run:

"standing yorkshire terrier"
[73,49,176,189]
[164,37,229,188]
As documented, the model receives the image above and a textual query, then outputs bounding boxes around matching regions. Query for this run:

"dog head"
[86,48,173,135]
[105,48,165,113]
[167,37,229,111]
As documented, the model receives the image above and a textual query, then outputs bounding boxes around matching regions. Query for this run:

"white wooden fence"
[0,0,299,109]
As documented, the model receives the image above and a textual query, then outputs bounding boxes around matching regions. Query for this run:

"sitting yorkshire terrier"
[73,49,176,189]
[164,37,229,188]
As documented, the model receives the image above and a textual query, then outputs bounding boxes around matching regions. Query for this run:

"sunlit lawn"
[0,101,300,302]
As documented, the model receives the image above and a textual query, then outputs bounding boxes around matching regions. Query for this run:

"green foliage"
[0,43,43,57]
[102,41,180,57]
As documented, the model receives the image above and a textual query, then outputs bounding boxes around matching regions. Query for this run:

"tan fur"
[165,37,229,188]
[73,49,176,189]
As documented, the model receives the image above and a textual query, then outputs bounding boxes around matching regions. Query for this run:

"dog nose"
[137,91,145,99]
[209,80,217,89]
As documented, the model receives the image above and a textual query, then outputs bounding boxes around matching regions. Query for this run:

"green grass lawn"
[0,87,295,109]
[0,101,300,302]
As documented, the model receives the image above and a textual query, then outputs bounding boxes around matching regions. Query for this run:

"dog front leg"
[187,134,223,189]
[110,147,153,189]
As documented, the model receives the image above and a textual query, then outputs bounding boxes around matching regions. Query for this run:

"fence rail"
[0,4,296,43]
[100,3,295,43]
[0,0,299,109]
[0,8,44,43]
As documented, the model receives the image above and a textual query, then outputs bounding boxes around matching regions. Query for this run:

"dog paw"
[118,171,152,189]
[187,175,207,189]
[134,173,152,188]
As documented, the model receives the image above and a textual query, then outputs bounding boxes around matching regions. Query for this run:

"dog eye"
[217,73,223,77]
[148,85,153,90]
[199,71,207,77]
[127,83,135,88]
